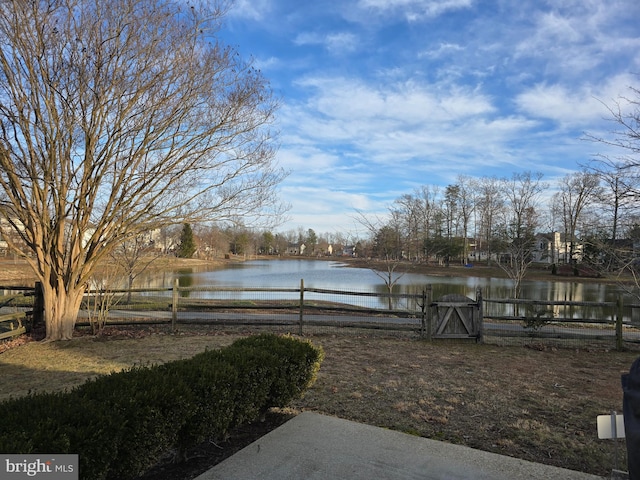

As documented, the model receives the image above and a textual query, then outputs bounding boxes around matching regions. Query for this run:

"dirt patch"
[138,408,296,480]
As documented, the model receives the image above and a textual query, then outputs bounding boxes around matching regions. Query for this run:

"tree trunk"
[42,281,86,341]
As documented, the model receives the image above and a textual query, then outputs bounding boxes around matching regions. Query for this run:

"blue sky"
[220,0,640,237]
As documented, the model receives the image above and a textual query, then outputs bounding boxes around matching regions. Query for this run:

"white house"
[286,242,306,255]
[533,232,583,264]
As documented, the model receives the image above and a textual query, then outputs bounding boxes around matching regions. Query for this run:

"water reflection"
[176,269,194,298]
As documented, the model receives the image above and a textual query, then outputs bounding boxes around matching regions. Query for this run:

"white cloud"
[276,73,546,199]
[513,2,640,78]
[325,32,359,54]
[293,76,494,128]
[276,145,340,173]
[219,0,639,233]
[419,42,464,59]
[294,31,359,54]
[253,56,281,71]
[514,73,637,126]
[281,185,383,234]
[357,0,473,20]
[293,32,322,46]
[227,0,273,20]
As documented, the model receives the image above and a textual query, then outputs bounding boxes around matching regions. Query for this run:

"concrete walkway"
[195,412,605,480]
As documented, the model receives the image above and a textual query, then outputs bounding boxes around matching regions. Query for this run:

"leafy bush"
[227,334,324,406]
[0,390,121,479]
[160,352,240,455]
[75,366,195,479]
[0,334,323,480]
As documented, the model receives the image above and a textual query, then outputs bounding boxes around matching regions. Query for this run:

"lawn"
[0,326,636,478]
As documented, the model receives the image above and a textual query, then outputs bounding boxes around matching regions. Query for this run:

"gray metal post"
[610,410,619,471]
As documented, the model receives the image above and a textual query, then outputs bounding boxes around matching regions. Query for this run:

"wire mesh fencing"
[2,281,637,348]
[68,281,640,350]
[0,285,37,340]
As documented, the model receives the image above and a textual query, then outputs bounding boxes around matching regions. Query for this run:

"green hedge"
[0,334,323,480]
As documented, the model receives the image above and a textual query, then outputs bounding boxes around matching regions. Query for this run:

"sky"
[219,0,640,238]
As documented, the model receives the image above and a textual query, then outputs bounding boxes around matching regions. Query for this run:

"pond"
[137,259,635,321]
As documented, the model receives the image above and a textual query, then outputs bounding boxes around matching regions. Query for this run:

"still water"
[141,259,632,320]
[166,259,623,300]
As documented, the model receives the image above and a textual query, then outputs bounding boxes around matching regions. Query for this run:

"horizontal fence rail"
[66,280,640,349]
[3,280,640,349]
[0,285,38,341]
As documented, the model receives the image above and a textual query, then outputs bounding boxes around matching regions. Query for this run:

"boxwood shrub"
[0,334,323,480]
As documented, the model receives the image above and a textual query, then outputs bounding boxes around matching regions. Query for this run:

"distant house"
[286,242,306,255]
[533,232,583,264]
[467,249,489,262]
[341,245,357,257]
[315,241,333,256]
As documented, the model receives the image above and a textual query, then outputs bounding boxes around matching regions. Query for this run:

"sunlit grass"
[0,331,242,400]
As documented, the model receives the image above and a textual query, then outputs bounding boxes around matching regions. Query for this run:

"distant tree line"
[172,165,636,262]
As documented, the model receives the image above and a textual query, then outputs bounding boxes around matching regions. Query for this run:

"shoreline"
[339,257,621,284]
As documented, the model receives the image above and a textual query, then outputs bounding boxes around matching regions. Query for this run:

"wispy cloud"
[357,0,474,21]
[227,0,273,21]
[294,31,360,54]
[419,42,464,59]
[515,73,638,126]
[220,0,638,233]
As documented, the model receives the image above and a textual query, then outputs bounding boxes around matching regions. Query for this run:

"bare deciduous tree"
[586,156,639,245]
[454,174,476,265]
[551,171,602,265]
[475,176,503,264]
[110,235,163,303]
[586,83,640,294]
[0,0,286,340]
[353,210,406,309]
[496,172,545,298]
[391,194,421,261]
[588,85,640,167]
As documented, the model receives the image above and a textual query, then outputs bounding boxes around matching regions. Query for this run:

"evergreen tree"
[178,224,197,258]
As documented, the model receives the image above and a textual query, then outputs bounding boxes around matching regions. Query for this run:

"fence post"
[420,288,427,339]
[476,287,484,344]
[172,278,178,333]
[616,296,624,351]
[426,285,432,342]
[299,278,304,335]
[32,281,44,328]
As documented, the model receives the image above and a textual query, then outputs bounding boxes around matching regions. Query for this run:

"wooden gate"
[431,292,483,342]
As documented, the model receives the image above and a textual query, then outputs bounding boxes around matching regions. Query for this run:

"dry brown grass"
[0,329,243,400]
[1,327,636,477]
[289,334,635,477]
